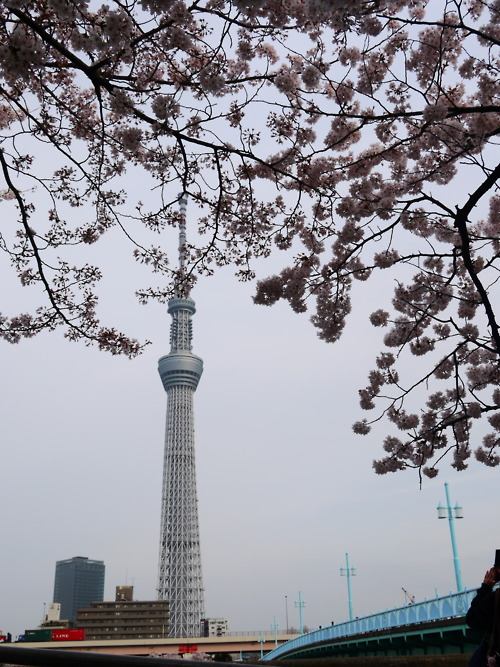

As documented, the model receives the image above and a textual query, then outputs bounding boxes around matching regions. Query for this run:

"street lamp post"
[284,595,289,633]
[340,552,356,621]
[294,592,305,634]
[437,481,464,592]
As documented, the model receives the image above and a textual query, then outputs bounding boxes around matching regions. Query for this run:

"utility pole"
[340,552,356,621]
[437,482,464,592]
[271,617,279,646]
[294,592,305,634]
[258,632,265,659]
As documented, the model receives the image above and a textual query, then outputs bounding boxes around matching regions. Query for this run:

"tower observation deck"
[157,194,204,637]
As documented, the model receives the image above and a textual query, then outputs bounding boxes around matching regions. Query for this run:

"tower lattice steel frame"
[157,194,204,637]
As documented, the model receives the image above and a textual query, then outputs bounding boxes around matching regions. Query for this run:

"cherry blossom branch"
[0,148,144,355]
[454,161,500,353]
[376,14,500,48]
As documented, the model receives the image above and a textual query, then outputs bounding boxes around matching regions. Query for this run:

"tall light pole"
[294,592,305,634]
[437,482,464,592]
[340,552,356,621]
[284,595,289,633]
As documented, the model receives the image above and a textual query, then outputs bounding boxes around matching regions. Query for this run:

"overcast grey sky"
[0,203,498,640]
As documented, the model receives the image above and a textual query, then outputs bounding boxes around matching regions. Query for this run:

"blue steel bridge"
[263,588,481,661]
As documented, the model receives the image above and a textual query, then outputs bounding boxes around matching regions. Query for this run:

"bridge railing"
[262,588,477,661]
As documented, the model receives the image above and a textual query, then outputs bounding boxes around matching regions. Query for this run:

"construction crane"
[402,587,416,605]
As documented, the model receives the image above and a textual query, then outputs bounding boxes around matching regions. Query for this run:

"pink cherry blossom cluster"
[0,0,499,476]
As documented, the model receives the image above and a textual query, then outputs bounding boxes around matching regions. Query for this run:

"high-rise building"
[157,194,204,637]
[53,557,105,623]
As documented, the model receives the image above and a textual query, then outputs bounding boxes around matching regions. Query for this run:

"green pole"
[271,617,279,646]
[340,553,355,621]
[346,553,354,621]
[295,592,305,633]
[444,482,464,592]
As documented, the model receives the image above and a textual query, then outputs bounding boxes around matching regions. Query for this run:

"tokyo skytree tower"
[157,194,204,637]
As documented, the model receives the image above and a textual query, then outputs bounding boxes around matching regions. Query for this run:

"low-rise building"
[39,603,70,629]
[76,586,169,640]
[200,618,229,637]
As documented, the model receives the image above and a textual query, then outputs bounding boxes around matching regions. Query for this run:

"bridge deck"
[2,635,296,656]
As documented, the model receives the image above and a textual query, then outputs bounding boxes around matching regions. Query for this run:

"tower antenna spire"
[177,192,188,295]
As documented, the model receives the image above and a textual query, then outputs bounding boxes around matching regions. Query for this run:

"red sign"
[51,629,85,642]
[178,644,198,654]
